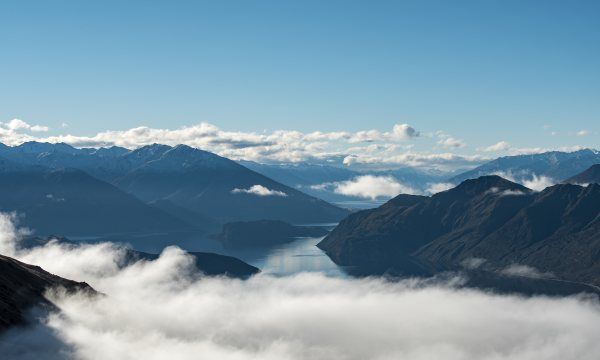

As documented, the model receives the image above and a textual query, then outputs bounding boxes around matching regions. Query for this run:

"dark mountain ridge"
[564,164,600,185]
[318,176,600,289]
[0,254,94,332]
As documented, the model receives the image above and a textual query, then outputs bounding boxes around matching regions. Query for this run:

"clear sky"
[0,0,598,164]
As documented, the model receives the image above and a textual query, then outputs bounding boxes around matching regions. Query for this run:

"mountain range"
[242,149,599,205]
[450,149,600,184]
[318,174,600,289]
[0,142,350,237]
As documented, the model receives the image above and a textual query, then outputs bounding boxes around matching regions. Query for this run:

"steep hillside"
[318,176,600,287]
[0,159,191,236]
[0,254,93,332]
[564,164,600,184]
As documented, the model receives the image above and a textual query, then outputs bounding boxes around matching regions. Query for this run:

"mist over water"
[1,213,600,360]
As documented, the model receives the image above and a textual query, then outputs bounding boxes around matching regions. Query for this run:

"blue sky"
[0,0,598,165]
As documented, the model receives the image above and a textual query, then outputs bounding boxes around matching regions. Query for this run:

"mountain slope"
[0,142,350,224]
[111,145,350,223]
[564,164,600,184]
[318,176,600,287]
[0,160,191,236]
[450,149,600,184]
[0,254,93,332]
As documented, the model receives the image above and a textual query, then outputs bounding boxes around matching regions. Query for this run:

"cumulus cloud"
[1,214,600,360]
[437,137,466,149]
[492,171,555,192]
[576,130,589,137]
[331,175,418,200]
[3,120,494,170]
[0,119,50,145]
[483,141,511,152]
[231,185,287,197]
[391,124,420,140]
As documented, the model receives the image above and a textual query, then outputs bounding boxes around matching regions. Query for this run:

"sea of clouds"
[1,213,600,360]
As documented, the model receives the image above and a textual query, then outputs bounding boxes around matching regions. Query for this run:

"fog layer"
[1,214,599,360]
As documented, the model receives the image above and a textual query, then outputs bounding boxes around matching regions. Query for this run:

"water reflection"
[231,236,347,277]
[70,229,346,277]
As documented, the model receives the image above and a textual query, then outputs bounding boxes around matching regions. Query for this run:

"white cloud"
[460,257,487,270]
[521,175,555,191]
[1,120,446,168]
[332,175,418,200]
[437,137,466,149]
[576,130,589,137]
[483,141,511,152]
[425,182,455,194]
[492,171,555,192]
[0,118,592,172]
[0,119,50,145]
[4,118,49,132]
[391,123,420,140]
[500,264,554,279]
[1,213,600,360]
[343,152,487,171]
[231,185,287,197]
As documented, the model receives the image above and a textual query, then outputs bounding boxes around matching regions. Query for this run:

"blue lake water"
[70,228,346,277]
[235,236,347,277]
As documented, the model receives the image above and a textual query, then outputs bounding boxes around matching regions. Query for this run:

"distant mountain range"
[1,141,598,241]
[0,142,350,237]
[242,149,599,204]
[450,149,600,184]
[318,173,600,290]
[241,160,449,203]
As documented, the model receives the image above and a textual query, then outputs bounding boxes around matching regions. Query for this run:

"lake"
[70,227,347,277]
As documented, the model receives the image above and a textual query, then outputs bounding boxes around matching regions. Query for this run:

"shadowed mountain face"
[0,160,191,236]
[318,176,600,288]
[0,254,93,332]
[565,164,600,185]
[450,149,600,183]
[0,142,349,225]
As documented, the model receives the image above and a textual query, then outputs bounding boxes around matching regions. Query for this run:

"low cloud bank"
[330,175,419,200]
[1,214,600,360]
[492,171,556,191]
[231,185,287,197]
